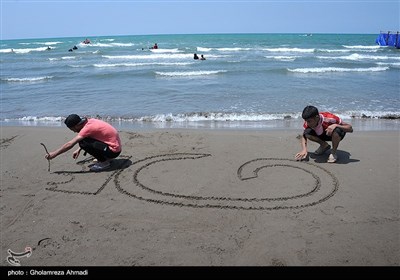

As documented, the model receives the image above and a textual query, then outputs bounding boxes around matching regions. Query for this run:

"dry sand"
[1,126,399,266]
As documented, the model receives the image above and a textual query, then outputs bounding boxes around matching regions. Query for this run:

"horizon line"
[1,31,382,41]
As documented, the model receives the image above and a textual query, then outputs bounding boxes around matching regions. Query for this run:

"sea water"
[1,33,399,130]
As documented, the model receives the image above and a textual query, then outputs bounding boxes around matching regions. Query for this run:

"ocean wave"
[197,47,212,52]
[4,111,398,125]
[316,49,352,53]
[337,111,400,119]
[216,47,251,52]
[263,47,315,53]
[48,56,76,61]
[94,62,192,68]
[376,62,400,68]
[342,45,381,49]
[317,53,400,61]
[150,48,182,53]
[2,76,53,83]
[80,42,135,47]
[0,48,15,53]
[103,53,193,60]
[264,55,299,61]
[8,116,63,122]
[155,70,227,77]
[133,112,399,122]
[68,64,90,68]
[19,41,63,46]
[136,112,302,122]
[287,66,389,73]
[0,46,50,53]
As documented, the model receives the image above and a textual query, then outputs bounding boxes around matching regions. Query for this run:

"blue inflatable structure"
[375,31,400,48]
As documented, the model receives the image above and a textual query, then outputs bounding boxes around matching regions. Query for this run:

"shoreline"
[1,118,399,132]
[1,126,399,266]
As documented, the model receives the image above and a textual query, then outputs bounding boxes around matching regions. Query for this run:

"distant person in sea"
[295,105,353,163]
[68,48,73,52]
[44,114,122,172]
[73,46,78,50]
[82,38,91,44]
[193,53,199,60]
[200,54,206,60]
[46,46,51,50]
[151,43,158,49]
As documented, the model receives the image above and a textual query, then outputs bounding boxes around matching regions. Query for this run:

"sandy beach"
[1,126,399,266]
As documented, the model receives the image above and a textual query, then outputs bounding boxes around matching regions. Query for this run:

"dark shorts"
[79,137,121,162]
[303,127,346,141]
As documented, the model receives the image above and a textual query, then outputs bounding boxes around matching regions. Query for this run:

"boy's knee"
[333,127,346,140]
[303,128,314,139]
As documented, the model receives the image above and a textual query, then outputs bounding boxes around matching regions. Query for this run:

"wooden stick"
[40,143,51,172]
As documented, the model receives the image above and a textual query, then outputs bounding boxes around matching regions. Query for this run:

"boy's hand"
[295,150,308,161]
[45,152,56,160]
[72,149,81,159]
[326,124,337,136]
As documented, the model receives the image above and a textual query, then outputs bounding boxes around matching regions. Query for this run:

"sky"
[1,0,399,40]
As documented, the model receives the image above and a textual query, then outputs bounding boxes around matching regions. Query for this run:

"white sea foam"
[3,76,53,82]
[136,112,302,122]
[287,67,389,73]
[318,47,379,53]
[342,45,381,49]
[316,49,351,53]
[48,56,76,61]
[43,41,63,46]
[155,70,227,77]
[18,116,63,122]
[94,62,192,68]
[317,53,400,61]
[264,55,299,61]
[263,47,315,53]
[19,41,63,46]
[376,62,400,68]
[2,46,50,53]
[68,65,88,68]
[81,42,134,48]
[0,48,14,53]
[196,47,242,53]
[339,110,400,119]
[197,47,212,52]
[3,112,398,133]
[216,47,251,52]
[103,53,193,60]
[150,48,182,53]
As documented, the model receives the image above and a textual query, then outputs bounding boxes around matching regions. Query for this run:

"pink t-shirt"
[303,112,342,136]
[79,118,121,153]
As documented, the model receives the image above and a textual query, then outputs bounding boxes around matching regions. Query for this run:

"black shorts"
[79,137,121,162]
[303,127,346,141]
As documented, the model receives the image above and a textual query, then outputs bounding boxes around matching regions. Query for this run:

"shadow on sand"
[309,150,359,164]
[54,157,133,174]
